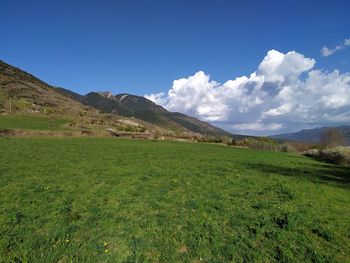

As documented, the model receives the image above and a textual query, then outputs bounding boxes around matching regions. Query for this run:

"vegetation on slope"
[0,60,98,117]
[56,88,231,137]
[1,60,232,139]
[0,115,70,131]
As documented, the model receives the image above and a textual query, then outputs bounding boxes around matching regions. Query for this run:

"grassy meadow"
[0,137,349,262]
[0,115,70,131]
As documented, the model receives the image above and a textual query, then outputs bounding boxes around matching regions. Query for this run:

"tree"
[320,128,347,148]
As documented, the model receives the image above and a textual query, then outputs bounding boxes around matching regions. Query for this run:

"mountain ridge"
[56,88,231,137]
[270,126,350,145]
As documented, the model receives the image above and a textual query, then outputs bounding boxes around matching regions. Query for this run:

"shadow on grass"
[244,161,350,187]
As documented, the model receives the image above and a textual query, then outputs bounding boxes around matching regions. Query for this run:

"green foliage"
[117,124,146,132]
[304,146,350,166]
[196,136,224,143]
[0,90,8,109]
[15,98,31,111]
[0,115,70,130]
[236,137,280,151]
[280,143,298,152]
[0,138,349,262]
[226,138,236,146]
[43,107,55,115]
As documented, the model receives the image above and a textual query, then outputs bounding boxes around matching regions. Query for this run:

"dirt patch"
[81,130,94,136]
[178,246,188,254]
[0,129,16,137]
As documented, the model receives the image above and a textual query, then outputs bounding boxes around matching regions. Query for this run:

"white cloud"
[344,39,350,46]
[145,92,167,106]
[263,104,292,117]
[321,45,343,57]
[257,50,315,82]
[146,71,230,121]
[321,38,350,57]
[145,49,350,135]
[232,122,283,132]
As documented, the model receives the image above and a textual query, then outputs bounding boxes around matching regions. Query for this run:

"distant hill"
[270,126,350,145]
[56,88,232,137]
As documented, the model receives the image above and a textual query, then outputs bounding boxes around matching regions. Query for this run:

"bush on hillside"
[43,107,55,115]
[116,124,146,133]
[303,146,350,166]
[196,136,225,143]
[15,98,31,111]
[280,143,296,152]
[226,138,236,146]
[0,90,8,109]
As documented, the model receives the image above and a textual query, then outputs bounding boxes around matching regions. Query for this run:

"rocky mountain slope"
[56,90,231,137]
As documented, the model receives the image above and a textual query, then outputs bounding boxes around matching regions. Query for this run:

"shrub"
[304,148,320,158]
[15,98,31,111]
[151,130,161,140]
[43,107,55,115]
[226,138,236,146]
[303,147,350,166]
[280,143,295,152]
[116,124,146,133]
[0,90,8,109]
[286,141,313,152]
[241,137,280,151]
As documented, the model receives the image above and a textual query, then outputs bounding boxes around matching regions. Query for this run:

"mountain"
[1,60,231,137]
[270,126,350,145]
[56,89,231,137]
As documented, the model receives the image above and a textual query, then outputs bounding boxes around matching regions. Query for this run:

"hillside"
[270,126,350,145]
[56,89,231,137]
[0,60,231,138]
[0,60,156,136]
[0,60,97,116]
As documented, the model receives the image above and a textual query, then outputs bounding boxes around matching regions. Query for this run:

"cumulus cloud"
[145,49,350,135]
[257,50,315,82]
[321,38,350,57]
[145,92,167,106]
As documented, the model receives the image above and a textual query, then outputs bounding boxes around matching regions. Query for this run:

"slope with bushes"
[56,88,232,137]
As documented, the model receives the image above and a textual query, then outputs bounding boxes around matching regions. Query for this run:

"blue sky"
[1,0,349,94]
[1,0,350,135]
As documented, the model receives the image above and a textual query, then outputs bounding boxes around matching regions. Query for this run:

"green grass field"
[0,138,349,262]
[0,115,70,130]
